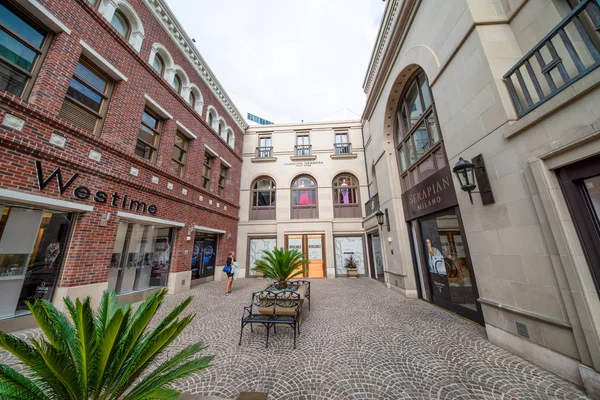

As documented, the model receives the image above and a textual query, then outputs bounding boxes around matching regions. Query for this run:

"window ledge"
[330,153,357,159]
[290,155,316,161]
[80,41,128,81]
[251,157,277,163]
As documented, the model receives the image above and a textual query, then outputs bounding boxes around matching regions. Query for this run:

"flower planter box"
[347,268,358,278]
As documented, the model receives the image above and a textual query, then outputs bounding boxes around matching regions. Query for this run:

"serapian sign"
[401,167,458,221]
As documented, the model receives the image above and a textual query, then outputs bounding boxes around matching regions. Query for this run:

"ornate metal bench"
[239,290,301,349]
[288,279,311,310]
[239,290,276,348]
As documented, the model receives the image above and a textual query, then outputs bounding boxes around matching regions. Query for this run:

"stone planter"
[347,268,358,278]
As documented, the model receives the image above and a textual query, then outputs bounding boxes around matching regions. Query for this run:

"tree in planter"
[0,289,213,400]
[344,255,359,277]
[252,247,307,289]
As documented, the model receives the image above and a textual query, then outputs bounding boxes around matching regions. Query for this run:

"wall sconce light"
[375,209,384,226]
[453,154,495,205]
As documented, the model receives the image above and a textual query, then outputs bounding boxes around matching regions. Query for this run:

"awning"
[194,224,226,234]
[117,211,185,227]
[0,188,94,212]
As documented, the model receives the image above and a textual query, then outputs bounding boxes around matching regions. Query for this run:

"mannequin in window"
[298,182,311,205]
[341,178,350,204]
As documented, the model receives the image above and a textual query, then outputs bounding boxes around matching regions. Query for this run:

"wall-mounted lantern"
[452,154,495,205]
[375,209,385,226]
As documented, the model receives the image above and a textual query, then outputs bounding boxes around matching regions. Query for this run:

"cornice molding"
[142,0,248,132]
[362,0,420,121]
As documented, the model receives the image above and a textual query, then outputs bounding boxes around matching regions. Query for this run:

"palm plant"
[0,289,213,400]
[252,247,307,289]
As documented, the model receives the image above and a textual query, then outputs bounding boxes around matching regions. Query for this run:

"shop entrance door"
[285,234,326,278]
[369,234,385,281]
[191,233,218,285]
[418,208,482,324]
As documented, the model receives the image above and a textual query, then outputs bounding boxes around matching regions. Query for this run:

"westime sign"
[401,167,458,221]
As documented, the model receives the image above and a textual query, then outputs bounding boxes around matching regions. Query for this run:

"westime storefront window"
[0,204,73,319]
[108,222,173,295]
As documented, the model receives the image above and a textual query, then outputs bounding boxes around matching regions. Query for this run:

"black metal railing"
[255,146,273,158]
[334,143,351,154]
[504,0,600,117]
[365,193,379,216]
[295,145,311,156]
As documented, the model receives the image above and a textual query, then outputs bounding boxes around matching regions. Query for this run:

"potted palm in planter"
[252,247,307,289]
[344,255,359,278]
[0,289,213,400]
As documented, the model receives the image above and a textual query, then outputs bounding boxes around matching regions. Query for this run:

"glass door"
[371,235,384,281]
[418,209,482,323]
[191,233,218,281]
[285,234,326,278]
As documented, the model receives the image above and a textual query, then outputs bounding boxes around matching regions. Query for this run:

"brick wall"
[0,0,243,287]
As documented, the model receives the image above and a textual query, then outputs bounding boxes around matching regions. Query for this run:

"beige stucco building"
[360,0,600,395]
[236,120,372,280]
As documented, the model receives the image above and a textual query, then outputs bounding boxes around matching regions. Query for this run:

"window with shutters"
[135,108,162,162]
[0,0,50,99]
[58,58,112,134]
[171,132,188,178]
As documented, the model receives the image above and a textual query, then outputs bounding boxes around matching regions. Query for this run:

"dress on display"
[341,183,349,204]
[298,190,311,205]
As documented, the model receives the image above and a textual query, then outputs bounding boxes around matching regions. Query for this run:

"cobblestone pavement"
[0,278,590,399]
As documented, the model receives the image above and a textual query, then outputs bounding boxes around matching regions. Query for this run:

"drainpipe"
[361,124,371,199]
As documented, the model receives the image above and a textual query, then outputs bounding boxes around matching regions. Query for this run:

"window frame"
[152,53,165,76]
[171,131,188,178]
[135,107,162,162]
[188,90,196,108]
[0,0,52,100]
[61,57,114,134]
[202,153,213,189]
[250,177,276,220]
[332,173,361,218]
[218,164,228,196]
[395,71,445,191]
[291,175,318,219]
[111,9,131,40]
[295,134,311,156]
[173,74,182,94]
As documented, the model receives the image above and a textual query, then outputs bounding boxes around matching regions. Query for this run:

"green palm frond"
[0,289,212,400]
[252,247,308,285]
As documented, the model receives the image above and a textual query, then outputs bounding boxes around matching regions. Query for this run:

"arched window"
[207,111,214,127]
[188,91,196,108]
[333,174,361,218]
[173,74,182,94]
[227,129,234,148]
[291,175,318,219]
[218,121,226,140]
[152,53,164,75]
[251,177,276,220]
[111,10,130,39]
[395,70,444,191]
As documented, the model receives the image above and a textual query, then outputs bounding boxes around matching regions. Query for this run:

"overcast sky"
[165,0,386,122]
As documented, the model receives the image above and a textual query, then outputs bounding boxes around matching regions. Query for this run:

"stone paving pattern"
[0,278,591,399]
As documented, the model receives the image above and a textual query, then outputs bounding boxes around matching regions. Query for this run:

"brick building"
[0,0,247,332]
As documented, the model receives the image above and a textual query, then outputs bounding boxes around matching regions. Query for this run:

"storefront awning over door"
[194,225,226,234]
[0,188,94,212]
[117,211,185,227]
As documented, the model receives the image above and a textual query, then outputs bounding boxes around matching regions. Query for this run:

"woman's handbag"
[223,265,232,273]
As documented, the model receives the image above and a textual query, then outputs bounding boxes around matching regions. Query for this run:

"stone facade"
[361,0,600,394]
[236,120,369,279]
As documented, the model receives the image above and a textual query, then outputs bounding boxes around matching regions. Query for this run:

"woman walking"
[225,251,235,295]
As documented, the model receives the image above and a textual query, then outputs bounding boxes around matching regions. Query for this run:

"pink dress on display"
[298,190,310,205]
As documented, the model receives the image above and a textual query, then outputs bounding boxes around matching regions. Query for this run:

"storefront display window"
[108,222,172,295]
[0,205,72,319]
[419,211,477,315]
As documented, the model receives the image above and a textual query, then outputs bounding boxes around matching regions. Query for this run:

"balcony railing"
[295,144,312,156]
[334,143,352,154]
[504,0,600,117]
[365,193,380,217]
[255,146,273,158]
